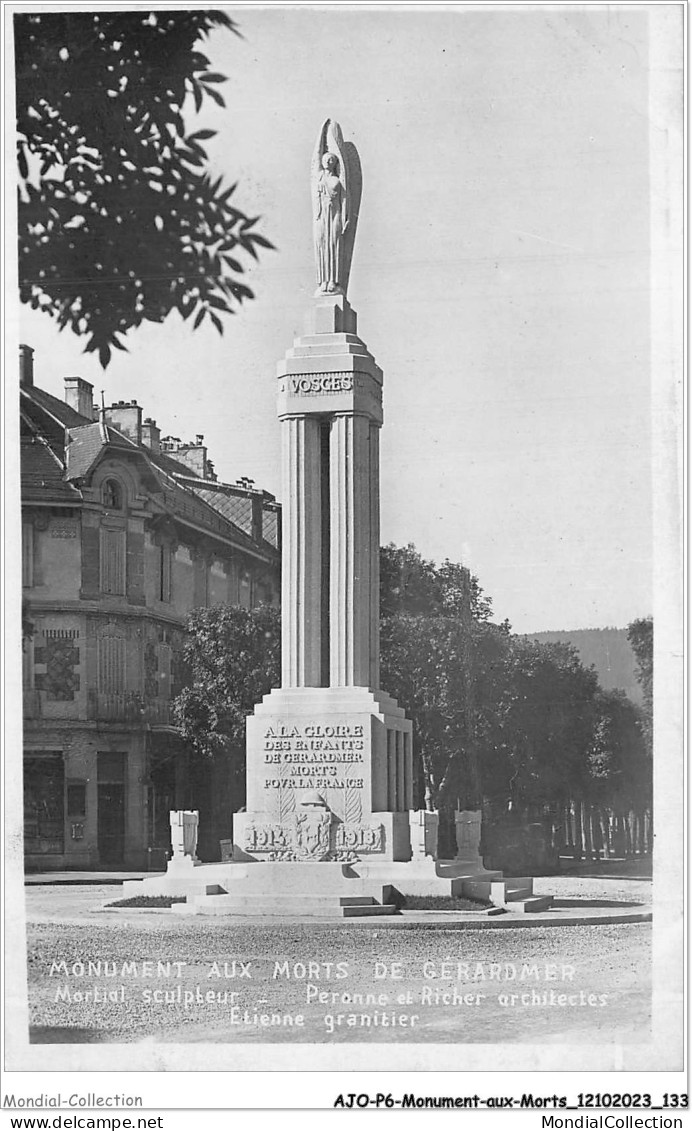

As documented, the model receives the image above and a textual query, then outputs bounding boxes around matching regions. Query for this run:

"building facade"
[20,345,280,870]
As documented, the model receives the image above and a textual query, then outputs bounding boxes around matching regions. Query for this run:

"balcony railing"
[87,691,171,725]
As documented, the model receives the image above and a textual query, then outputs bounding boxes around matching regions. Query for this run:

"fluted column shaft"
[281,416,323,687]
[329,413,380,687]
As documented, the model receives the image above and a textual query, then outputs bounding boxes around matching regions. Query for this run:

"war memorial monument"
[123,121,549,916]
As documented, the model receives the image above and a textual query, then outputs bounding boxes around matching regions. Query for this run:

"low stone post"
[409,809,439,860]
[455,810,483,865]
[168,810,199,872]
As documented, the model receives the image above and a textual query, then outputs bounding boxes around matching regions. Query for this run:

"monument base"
[120,855,508,909]
[240,686,414,863]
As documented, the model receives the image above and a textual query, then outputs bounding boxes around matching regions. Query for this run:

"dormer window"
[102,479,123,509]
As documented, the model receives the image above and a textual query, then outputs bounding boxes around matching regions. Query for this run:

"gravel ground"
[25,876,652,1045]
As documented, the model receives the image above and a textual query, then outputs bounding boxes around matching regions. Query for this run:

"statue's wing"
[341,138,362,294]
[326,119,348,219]
[311,119,329,220]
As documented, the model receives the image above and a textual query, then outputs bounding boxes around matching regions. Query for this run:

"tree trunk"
[634,811,643,855]
[604,809,614,857]
[573,800,584,861]
[423,755,435,813]
[582,801,594,861]
[612,812,627,858]
[565,803,574,855]
[551,802,563,856]
[624,812,632,857]
[645,809,653,854]
[592,809,606,859]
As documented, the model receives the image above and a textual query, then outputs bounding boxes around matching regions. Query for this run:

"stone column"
[329,412,379,687]
[281,416,323,688]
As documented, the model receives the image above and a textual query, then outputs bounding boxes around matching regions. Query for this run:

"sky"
[12,4,668,633]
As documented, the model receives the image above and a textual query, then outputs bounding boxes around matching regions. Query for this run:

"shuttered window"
[100,528,126,595]
[98,636,125,693]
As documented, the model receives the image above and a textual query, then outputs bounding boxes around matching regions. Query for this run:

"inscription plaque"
[243,814,384,862]
[260,722,366,806]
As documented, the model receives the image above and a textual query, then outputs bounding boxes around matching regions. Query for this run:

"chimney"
[19,344,34,386]
[64,377,95,420]
[104,400,142,446]
[174,440,208,479]
[141,417,161,454]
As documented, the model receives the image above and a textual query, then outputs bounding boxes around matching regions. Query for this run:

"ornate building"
[20,345,280,870]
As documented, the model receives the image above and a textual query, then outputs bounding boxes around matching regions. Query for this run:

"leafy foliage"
[482,637,600,811]
[379,548,650,838]
[173,605,280,787]
[587,689,650,811]
[380,543,495,622]
[627,616,653,752]
[16,10,273,366]
[380,613,477,811]
[525,626,643,705]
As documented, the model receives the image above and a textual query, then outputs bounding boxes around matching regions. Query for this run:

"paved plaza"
[25,866,652,1045]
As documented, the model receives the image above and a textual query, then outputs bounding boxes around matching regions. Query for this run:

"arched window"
[102,479,123,509]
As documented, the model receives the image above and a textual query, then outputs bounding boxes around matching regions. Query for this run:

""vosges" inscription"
[285,374,353,395]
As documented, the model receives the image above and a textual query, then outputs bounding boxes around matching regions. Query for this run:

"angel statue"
[311,119,361,297]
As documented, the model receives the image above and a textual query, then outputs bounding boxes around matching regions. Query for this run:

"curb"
[81,905,653,929]
[25,876,151,887]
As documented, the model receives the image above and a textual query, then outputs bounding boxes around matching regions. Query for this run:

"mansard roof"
[20,378,279,562]
[146,463,275,561]
[21,433,82,504]
[21,384,90,430]
[64,420,134,481]
[179,480,280,552]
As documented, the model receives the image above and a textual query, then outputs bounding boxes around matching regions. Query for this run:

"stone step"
[501,886,534,902]
[509,895,553,914]
[462,877,532,901]
[176,892,397,918]
[341,903,398,917]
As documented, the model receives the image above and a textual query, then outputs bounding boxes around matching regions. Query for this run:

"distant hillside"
[521,627,643,704]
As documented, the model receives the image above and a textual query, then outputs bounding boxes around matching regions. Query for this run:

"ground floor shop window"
[24,752,64,855]
[147,757,177,850]
[97,751,126,865]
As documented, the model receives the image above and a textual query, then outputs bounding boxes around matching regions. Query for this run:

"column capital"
[277,371,383,425]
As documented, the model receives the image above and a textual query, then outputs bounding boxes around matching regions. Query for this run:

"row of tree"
[173,544,653,866]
